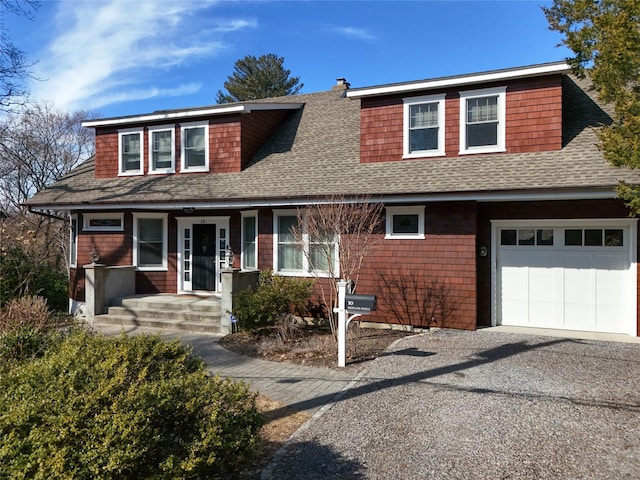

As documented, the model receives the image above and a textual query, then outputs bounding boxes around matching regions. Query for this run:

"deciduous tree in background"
[544,0,640,211]
[216,53,303,103]
[1,0,40,111]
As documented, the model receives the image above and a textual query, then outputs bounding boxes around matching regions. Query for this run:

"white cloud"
[29,0,256,112]
[332,26,377,41]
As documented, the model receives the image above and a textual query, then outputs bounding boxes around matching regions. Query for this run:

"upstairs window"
[180,121,209,172]
[459,86,506,155]
[118,128,143,175]
[403,94,445,157]
[148,125,175,174]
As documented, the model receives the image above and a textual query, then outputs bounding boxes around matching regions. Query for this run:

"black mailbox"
[345,294,377,314]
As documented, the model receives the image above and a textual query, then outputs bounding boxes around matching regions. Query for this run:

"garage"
[492,220,637,335]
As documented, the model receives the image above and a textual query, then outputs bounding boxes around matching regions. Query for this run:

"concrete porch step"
[93,294,227,334]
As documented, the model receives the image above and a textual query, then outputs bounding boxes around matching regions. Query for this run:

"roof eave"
[346,62,571,99]
[81,102,305,128]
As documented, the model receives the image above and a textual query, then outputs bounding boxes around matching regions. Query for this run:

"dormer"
[82,102,303,179]
[346,62,570,163]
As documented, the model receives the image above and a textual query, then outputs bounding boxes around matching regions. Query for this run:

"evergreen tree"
[544,0,640,212]
[216,53,303,104]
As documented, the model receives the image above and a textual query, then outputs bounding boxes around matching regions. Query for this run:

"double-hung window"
[241,211,258,270]
[273,210,338,276]
[118,128,143,175]
[403,94,445,157]
[180,121,209,172]
[133,213,168,271]
[148,125,175,174]
[459,86,506,154]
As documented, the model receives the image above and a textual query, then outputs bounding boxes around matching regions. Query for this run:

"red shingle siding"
[360,74,563,163]
[209,118,242,173]
[258,209,274,270]
[354,202,478,330]
[95,129,119,178]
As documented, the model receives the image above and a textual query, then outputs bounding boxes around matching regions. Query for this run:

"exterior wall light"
[479,245,488,257]
[90,245,100,264]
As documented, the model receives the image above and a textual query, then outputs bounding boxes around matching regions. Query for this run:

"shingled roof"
[26,74,640,210]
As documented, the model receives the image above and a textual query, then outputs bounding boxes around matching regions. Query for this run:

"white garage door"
[494,220,637,335]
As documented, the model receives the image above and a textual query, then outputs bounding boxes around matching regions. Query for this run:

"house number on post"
[334,281,376,367]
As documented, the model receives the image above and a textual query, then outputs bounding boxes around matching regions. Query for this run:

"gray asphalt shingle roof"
[27,75,640,209]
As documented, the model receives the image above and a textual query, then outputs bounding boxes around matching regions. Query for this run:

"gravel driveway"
[263,329,640,479]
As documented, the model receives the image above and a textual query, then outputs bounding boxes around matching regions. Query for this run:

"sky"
[6,0,572,119]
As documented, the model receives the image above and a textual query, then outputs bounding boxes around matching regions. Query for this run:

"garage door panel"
[496,223,635,335]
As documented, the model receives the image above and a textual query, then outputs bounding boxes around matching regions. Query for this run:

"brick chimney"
[333,78,350,90]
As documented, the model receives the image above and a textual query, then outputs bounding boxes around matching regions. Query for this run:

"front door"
[192,224,217,291]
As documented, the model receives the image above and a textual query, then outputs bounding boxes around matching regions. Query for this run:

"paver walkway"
[95,324,358,415]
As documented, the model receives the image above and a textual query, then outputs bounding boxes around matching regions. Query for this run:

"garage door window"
[500,228,553,246]
[564,228,623,247]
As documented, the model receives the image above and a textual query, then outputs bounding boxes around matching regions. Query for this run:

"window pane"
[585,229,603,246]
[467,122,497,148]
[518,229,535,245]
[278,244,302,270]
[243,216,257,269]
[605,229,623,247]
[410,128,438,152]
[140,243,163,265]
[309,244,331,271]
[467,97,497,123]
[410,103,438,128]
[392,214,419,234]
[500,229,516,246]
[139,218,163,242]
[70,219,77,265]
[565,229,582,246]
[278,216,298,243]
[536,229,554,246]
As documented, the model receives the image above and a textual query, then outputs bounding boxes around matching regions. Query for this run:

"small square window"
[605,229,623,247]
[565,229,583,246]
[500,229,517,246]
[536,229,554,246]
[584,229,603,246]
[385,206,425,239]
[518,229,535,246]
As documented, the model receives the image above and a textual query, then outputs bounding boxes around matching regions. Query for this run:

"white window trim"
[132,212,168,271]
[241,210,259,270]
[403,93,446,158]
[272,209,339,277]
[385,205,425,239]
[180,120,209,173]
[82,212,124,232]
[148,124,175,174]
[459,86,506,155]
[69,214,78,268]
[118,127,144,176]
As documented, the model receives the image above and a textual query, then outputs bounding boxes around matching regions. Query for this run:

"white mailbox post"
[334,280,377,367]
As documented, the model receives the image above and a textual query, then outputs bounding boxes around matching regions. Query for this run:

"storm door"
[192,224,217,291]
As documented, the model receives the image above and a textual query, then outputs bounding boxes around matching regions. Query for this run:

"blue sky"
[8,0,571,119]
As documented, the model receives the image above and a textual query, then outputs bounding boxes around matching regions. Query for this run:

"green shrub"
[0,244,68,312]
[0,330,262,479]
[232,269,315,331]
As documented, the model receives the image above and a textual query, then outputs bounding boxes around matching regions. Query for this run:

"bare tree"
[1,0,40,111]
[0,102,96,269]
[291,195,384,338]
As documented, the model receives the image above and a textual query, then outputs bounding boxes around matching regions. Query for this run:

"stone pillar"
[220,268,241,332]
[83,263,106,325]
